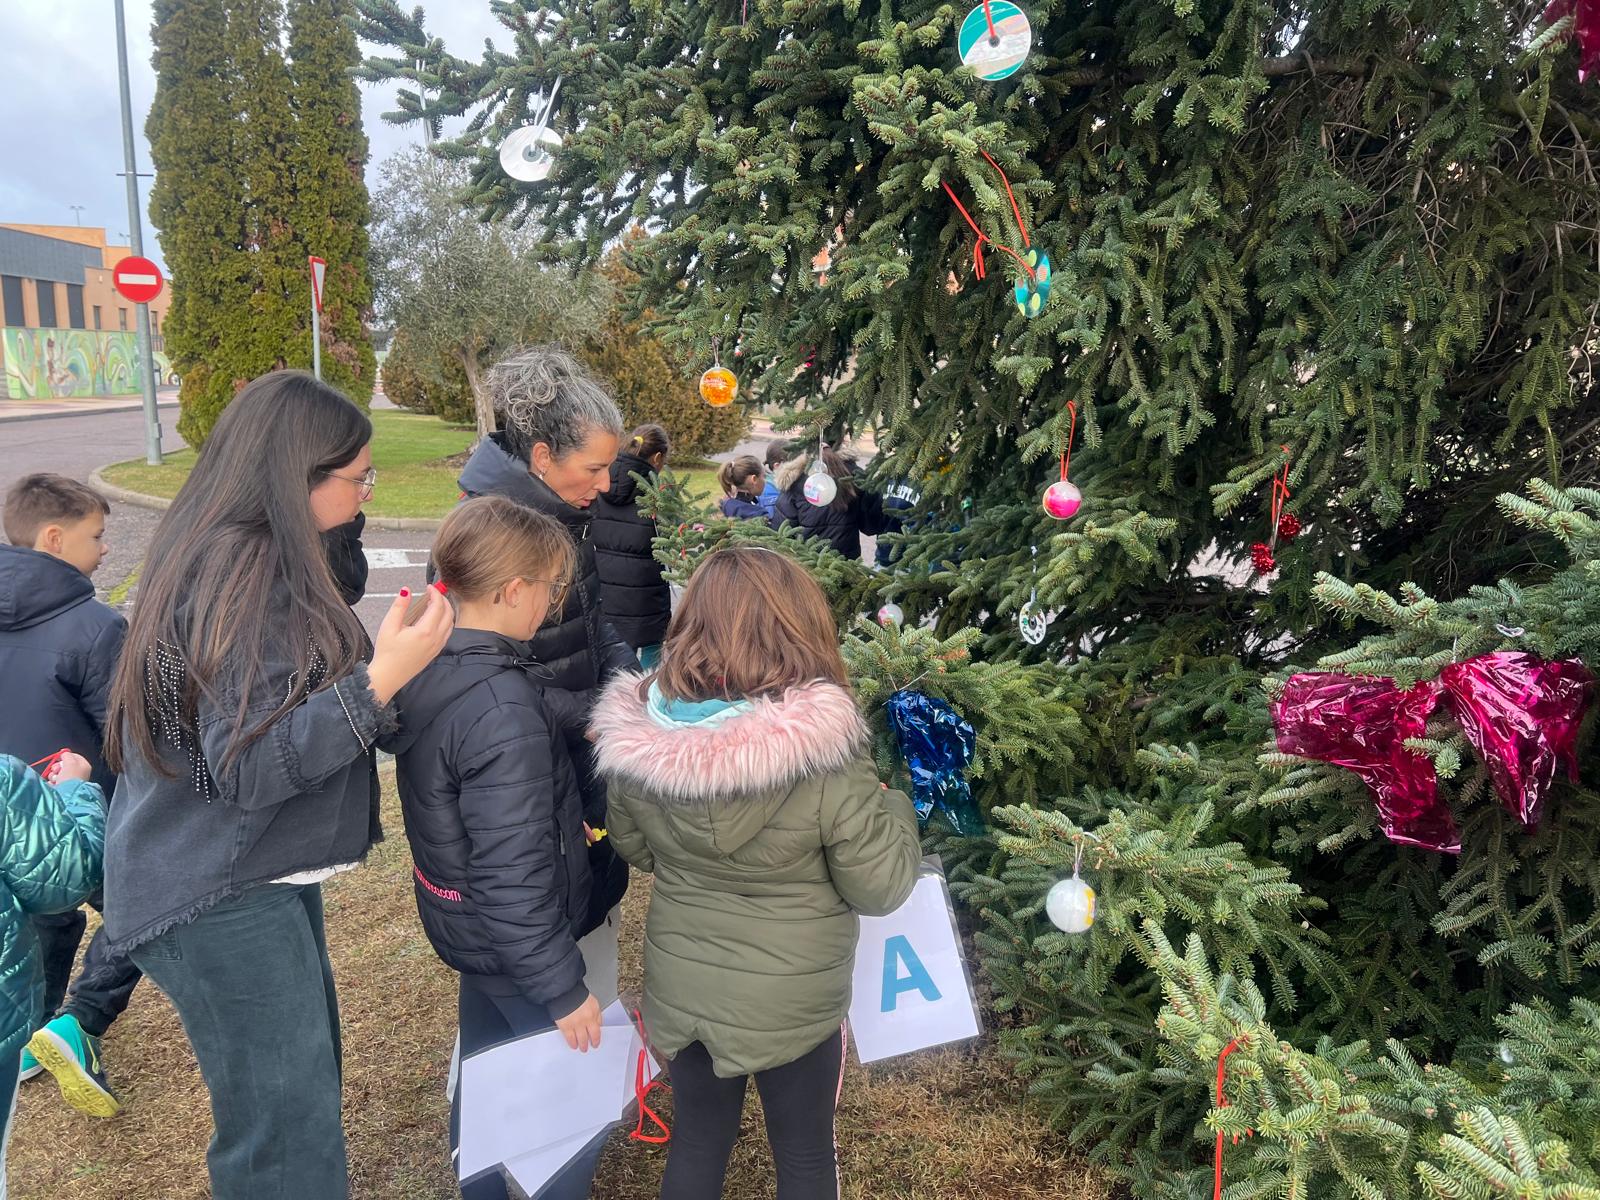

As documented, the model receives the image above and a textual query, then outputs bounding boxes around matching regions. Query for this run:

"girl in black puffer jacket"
[384,497,611,1200]
[770,446,890,561]
[592,424,672,668]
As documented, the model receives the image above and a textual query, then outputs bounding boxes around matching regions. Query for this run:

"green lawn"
[102,410,477,519]
[102,411,727,520]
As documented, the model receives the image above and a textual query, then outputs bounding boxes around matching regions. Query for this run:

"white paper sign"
[457,999,658,1188]
[848,869,982,1063]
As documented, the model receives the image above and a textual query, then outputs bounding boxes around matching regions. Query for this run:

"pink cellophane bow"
[1273,653,1594,855]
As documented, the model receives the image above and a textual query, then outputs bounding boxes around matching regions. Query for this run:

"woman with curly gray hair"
[449,348,634,1200]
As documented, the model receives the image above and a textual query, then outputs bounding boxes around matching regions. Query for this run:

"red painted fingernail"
[399,588,410,598]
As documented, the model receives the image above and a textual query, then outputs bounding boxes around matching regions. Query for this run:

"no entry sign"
[112,256,163,304]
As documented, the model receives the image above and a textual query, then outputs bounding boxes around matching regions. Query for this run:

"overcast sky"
[0,2,507,270]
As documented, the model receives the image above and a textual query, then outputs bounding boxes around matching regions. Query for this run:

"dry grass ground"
[10,775,1104,1200]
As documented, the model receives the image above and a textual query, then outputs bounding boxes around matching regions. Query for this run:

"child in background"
[381,496,616,1200]
[0,753,107,1191]
[717,456,766,520]
[593,424,673,670]
[591,546,922,1200]
[758,440,792,517]
[0,474,135,1115]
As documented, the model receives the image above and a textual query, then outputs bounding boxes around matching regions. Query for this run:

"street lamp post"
[114,0,163,466]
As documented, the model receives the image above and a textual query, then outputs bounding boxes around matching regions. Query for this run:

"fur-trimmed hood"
[775,453,813,494]
[590,674,869,806]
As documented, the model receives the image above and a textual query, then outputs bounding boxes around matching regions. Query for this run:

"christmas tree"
[358,0,1600,1192]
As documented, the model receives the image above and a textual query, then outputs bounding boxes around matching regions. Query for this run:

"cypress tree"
[359,0,1600,1193]
[287,0,376,404]
[226,0,303,400]
[147,0,249,448]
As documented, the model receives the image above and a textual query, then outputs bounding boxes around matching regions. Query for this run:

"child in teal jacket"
[0,753,105,1183]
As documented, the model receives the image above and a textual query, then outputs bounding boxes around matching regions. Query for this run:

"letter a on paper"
[880,935,941,1012]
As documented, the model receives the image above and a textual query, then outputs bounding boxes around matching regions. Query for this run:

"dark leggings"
[660,1027,845,1200]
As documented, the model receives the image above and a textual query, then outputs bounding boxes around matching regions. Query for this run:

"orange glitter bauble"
[699,366,738,407]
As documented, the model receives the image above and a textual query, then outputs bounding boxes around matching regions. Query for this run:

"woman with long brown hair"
[102,371,453,1199]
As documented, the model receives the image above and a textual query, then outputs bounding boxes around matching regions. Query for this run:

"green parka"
[591,677,920,1077]
[0,756,106,1064]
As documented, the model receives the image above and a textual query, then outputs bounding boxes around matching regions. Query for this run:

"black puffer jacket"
[380,629,594,1017]
[0,545,126,791]
[769,454,890,561]
[455,434,632,917]
[591,453,670,650]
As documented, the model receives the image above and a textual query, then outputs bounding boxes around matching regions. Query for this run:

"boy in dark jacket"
[384,497,614,1200]
[0,474,137,1114]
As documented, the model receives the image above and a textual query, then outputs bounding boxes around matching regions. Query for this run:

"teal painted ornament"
[1013,247,1051,318]
[957,1,1032,81]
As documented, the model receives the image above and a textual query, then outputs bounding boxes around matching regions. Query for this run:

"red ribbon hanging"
[630,1008,671,1145]
[29,749,70,783]
[1212,1037,1252,1200]
[941,153,1037,282]
[1268,447,1291,544]
[981,0,999,40]
[1060,400,1077,483]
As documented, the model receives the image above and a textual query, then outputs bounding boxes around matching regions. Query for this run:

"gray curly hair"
[488,346,624,464]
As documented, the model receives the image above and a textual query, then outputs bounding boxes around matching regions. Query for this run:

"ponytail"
[719,455,763,497]
[628,423,671,463]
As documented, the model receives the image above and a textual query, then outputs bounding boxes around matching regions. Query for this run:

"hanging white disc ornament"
[877,602,905,628]
[957,0,1032,81]
[1046,871,1096,933]
[499,124,563,182]
[1043,479,1082,519]
[1018,601,1048,645]
[804,470,838,507]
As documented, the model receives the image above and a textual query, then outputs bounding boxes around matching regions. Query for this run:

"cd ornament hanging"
[941,150,1049,319]
[1018,545,1049,645]
[1042,400,1082,519]
[957,0,1033,81]
[1013,247,1051,318]
[498,76,565,183]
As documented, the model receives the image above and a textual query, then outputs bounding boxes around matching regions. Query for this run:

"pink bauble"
[1043,480,1082,519]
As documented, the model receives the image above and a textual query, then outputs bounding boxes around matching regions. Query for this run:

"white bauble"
[877,602,905,628]
[804,470,838,507]
[1046,875,1096,933]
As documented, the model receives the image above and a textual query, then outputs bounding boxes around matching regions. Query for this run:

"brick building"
[0,223,175,402]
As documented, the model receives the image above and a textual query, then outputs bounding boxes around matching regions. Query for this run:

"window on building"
[118,307,128,331]
[0,276,23,327]
[35,279,58,328]
[66,284,85,330]
[93,305,102,330]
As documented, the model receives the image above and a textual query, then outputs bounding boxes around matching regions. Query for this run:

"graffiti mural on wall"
[3,328,177,400]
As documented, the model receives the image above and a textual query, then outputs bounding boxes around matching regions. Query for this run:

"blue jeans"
[132,884,345,1200]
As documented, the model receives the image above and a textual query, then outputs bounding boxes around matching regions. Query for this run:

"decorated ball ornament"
[1250,542,1276,576]
[957,0,1033,80]
[699,366,738,407]
[1277,511,1302,541]
[1013,247,1051,318]
[1046,873,1096,933]
[803,469,838,508]
[877,602,906,628]
[1043,479,1081,520]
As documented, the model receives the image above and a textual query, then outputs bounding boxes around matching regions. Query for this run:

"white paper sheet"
[457,998,659,1185]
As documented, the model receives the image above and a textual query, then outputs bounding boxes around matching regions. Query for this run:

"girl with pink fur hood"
[590,546,920,1200]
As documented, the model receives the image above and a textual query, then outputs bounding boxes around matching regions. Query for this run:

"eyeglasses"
[323,468,378,498]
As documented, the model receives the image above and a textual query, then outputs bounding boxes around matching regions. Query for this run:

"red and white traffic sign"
[309,256,327,314]
[112,256,163,304]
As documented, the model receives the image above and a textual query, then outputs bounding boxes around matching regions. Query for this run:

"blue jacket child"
[0,757,105,1107]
